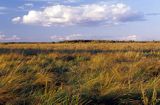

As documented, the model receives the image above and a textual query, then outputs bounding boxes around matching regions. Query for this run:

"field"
[1,42,160,105]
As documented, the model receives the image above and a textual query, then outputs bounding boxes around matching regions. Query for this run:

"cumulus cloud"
[12,17,21,23]
[12,3,144,26]
[50,34,83,41]
[0,33,21,41]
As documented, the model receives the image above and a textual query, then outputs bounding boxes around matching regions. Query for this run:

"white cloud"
[12,17,21,23]
[0,33,21,41]
[50,34,83,41]
[18,3,34,10]
[8,35,21,41]
[122,35,137,40]
[12,3,144,26]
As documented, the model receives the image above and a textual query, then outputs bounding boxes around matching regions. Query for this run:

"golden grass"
[0,42,160,104]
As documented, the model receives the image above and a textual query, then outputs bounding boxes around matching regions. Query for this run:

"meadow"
[1,41,160,105]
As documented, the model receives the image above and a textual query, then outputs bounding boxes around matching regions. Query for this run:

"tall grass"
[0,42,160,104]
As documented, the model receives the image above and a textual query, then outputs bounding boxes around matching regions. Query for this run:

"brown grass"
[0,42,160,104]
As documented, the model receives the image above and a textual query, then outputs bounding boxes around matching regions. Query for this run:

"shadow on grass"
[0,48,158,55]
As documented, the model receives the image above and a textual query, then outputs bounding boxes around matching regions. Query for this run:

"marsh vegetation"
[1,42,160,105]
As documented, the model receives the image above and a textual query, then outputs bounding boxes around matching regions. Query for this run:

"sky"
[0,0,160,42]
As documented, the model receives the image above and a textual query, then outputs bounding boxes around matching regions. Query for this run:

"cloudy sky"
[0,0,160,42]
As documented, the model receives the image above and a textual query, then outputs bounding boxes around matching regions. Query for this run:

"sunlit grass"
[1,42,160,104]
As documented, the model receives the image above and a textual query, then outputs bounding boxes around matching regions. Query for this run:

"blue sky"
[0,0,160,42]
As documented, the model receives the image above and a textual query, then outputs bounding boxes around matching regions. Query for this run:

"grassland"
[1,42,160,105]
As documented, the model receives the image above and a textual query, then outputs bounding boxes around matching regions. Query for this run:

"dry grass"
[0,42,160,105]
